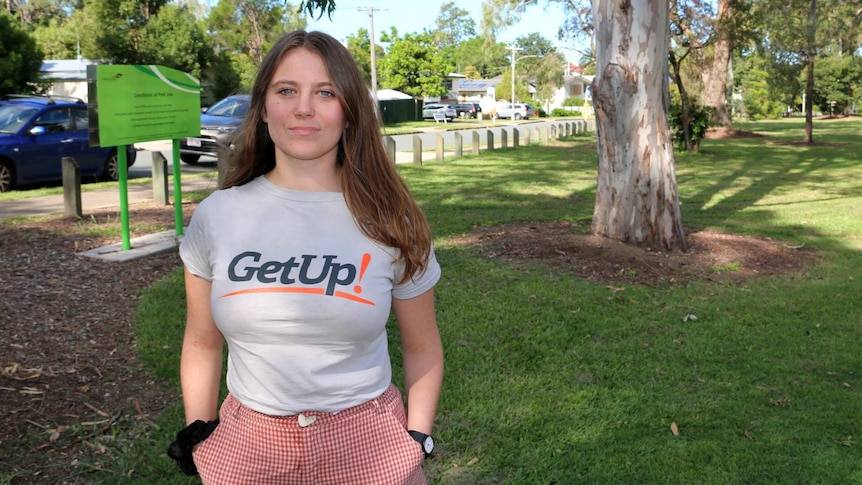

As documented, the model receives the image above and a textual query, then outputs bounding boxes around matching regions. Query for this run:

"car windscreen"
[207,97,249,118]
[0,105,38,134]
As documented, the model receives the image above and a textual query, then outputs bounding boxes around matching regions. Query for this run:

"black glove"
[167,419,219,475]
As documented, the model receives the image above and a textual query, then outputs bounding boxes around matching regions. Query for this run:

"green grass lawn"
[104,118,861,484]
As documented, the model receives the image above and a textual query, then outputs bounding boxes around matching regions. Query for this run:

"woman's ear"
[262,108,268,123]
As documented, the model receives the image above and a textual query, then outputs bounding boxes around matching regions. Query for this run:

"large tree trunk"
[701,0,733,128]
[590,0,687,251]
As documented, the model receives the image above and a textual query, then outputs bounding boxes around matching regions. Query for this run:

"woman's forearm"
[180,330,223,424]
[393,289,443,434]
[403,340,443,434]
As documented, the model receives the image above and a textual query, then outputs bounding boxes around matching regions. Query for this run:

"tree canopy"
[0,11,44,96]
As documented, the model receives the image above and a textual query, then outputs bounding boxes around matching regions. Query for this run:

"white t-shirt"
[179,176,441,415]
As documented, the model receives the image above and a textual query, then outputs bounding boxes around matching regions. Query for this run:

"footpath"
[0,172,219,221]
[1,169,220,262]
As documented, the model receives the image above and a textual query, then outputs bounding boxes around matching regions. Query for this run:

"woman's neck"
[265,160,342,192]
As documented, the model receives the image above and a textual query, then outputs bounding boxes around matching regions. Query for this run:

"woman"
[168,30,443,484]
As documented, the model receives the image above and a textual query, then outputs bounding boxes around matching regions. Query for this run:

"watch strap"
[407,430,433,457]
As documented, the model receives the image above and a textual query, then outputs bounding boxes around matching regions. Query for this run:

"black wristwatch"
[407,430,434,457]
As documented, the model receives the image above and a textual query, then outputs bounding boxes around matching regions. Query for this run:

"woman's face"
[262,47,345,169]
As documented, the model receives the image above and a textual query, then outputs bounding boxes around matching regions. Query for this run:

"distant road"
[130,141,217,179]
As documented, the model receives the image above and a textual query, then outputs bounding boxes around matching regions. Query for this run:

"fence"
[381,118,595,167]
[378,98,422,124]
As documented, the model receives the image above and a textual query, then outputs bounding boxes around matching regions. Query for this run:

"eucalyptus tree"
[485,0,687,250]
[84,0,168,63]
[669,0,714,150]
[827,2,862,55]
[5,0,70,26]
[378,28,450,98]
[753,0,829,142]
[733,51,785,119]
[433,1,475,47]
[428,2,474,77]
[454,36,509,78]
[0,10,43,95]
[511,33,564,110]
[208,0,307,88]
[300,0,687,250]
[495,70,531,105]
[591,0,686,250]
[810,54,862,114]
[31,12,85,58]
[138,4,211,79]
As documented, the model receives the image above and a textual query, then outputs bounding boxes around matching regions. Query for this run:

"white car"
[496,103,535,120]
[422,103,456,121]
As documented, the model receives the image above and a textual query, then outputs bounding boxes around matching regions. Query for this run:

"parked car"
[422,103,457,121]
[179,94,250,164]
[455,103,481,119]
[496,103,535,120]
[0,95,136,193]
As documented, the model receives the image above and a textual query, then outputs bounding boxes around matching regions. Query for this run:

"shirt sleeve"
[178,197,214,281]
[392,244,441,300]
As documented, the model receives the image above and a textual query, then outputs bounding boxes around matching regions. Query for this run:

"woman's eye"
[319,90,335,98]
[278,88,297,95]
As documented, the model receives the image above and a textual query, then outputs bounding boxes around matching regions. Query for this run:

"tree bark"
[701,0,733,128]
[590,0,687,251]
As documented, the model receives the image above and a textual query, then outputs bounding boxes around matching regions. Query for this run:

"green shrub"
[668,102,714,150]
[562,97,585,107]
[551,108,581,117]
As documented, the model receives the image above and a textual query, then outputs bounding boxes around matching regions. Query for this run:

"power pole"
[357,6,386,112]
[510,44,521,122]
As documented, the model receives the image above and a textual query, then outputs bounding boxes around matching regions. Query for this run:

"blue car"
[0,95,136,192]
[179,94,249,164]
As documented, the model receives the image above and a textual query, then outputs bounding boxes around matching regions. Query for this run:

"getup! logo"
[220,251,375,306]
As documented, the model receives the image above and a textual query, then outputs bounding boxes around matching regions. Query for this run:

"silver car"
[497,103,535,120]
[179,94,249,164]
[422,103,456,121]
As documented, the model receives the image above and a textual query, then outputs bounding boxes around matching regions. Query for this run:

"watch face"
[423,436,434,454]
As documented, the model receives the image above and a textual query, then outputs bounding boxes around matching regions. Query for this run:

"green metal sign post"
[87,65,201,250]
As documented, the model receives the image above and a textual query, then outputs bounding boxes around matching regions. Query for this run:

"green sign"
[87,65,201,147]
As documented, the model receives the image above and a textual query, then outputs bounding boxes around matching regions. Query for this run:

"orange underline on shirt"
[220,287,375,306]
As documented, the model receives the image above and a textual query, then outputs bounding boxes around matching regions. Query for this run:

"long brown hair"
[221,30,433,282]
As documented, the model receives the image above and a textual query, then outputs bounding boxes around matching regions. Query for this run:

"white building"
[550,64,594,113]
[442,63,594,115]
[39,58,93,101]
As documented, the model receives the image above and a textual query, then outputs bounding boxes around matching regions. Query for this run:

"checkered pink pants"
[192,385,427,484]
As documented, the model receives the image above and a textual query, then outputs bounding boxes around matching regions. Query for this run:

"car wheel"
[515,113,523,120]
[0,160,14,192]
[104,151,120,181]
[181,154,201,164]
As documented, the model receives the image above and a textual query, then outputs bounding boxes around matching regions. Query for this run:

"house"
[550,63,594,113]
[39,58,93,101]
[443,62,592,115]
[552,73,594,108]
